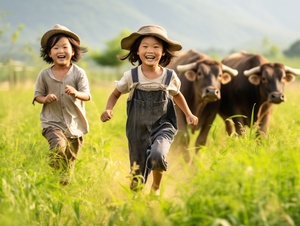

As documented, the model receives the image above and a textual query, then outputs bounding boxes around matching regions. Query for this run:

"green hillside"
[1,0,300,53]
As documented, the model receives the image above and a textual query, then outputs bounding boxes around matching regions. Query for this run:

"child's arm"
[100,88,122,122]
[35,94,58,104]
[65,85,90,101]
[173,92,198,125]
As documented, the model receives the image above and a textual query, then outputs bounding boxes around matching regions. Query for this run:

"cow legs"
[174,106,190,147]
[173,107,190,162]
[256,103,272,137]
[224,118,235,136]
[195,128,209,152]
[226,116,257,136]
[195,113,217,152]
[175,129,190,147]
[256,113,270,138]
[234,118,247,136]
[173,129,190,162]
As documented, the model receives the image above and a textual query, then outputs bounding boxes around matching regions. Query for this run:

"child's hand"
[187,115,198,125]
[65,85,78,97]
[101,110,113,122]
[44,94,58,104]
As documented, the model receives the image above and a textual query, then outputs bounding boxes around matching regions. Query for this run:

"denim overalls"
[126,67,178,186]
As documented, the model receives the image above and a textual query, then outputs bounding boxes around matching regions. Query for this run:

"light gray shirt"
[33,64,91,138]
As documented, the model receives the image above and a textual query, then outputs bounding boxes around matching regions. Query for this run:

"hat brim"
[121,32,182,52]
[41,29,80,48]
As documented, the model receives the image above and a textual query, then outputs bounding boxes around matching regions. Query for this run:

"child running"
[100,25,198,195]
[33,24,91,185]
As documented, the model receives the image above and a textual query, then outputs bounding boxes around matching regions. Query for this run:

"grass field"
[0,79,300,226]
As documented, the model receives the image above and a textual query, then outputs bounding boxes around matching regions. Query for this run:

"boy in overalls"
[101,25,198,195]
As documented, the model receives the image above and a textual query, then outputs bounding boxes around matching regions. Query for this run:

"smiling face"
[48,37,74,67]
[137,36,165,68]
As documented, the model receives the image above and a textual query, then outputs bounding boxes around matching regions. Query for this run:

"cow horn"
[177,62,197,72]
[222,64,238,76]
[285,66,300,75]
[244,66,260,76]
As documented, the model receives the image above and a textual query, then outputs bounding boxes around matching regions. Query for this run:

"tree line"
[1,13,300,69]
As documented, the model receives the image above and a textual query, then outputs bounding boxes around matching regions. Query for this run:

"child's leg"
[42,127,68,170]
[151,169,163,195]
[59,137,82,185]
[67,137,83,171]
[42,127,82,185]
[147,135,172,195]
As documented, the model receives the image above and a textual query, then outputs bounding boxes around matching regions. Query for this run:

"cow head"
[244,64,300,104]
[177,60,238,102]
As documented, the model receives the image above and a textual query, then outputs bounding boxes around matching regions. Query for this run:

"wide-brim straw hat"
[121,25,182,52]
[41,24,80,48]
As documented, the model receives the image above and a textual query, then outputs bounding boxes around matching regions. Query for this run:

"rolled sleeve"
[32,69,48,105]
[167,71,181,96]
[76,67,92,99]
[115,70,132,94]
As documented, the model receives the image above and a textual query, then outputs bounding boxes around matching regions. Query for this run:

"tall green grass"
[0,81,300,226]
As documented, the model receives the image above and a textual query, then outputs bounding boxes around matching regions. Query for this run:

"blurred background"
[1,0,300,85]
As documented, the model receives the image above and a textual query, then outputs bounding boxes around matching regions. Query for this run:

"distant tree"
[283,40,300,58]
[243,37,280,58]
[261,37,280,58]
[0,11,25,62]
[90,29,131,67]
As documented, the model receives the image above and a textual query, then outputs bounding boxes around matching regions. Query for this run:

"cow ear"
[285,73,295,83]
[220,72,232,84]
[248,74,260,85]
[184,70,197,81]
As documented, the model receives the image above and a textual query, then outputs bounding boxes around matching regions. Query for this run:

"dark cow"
[168,49,238,156]
[219,51,300,137]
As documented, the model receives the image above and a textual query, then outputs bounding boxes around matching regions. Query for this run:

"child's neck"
[51,63,72,81]
[141,65,163,80]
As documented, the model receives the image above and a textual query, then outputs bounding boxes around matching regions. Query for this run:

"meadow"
[1,70,300,226]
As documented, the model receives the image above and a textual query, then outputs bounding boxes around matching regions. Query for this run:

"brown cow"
[168,49,238,157]
[219,51,300,137]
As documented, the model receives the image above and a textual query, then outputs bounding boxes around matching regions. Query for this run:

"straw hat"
[41,24,80,48]
[121,25,182,51]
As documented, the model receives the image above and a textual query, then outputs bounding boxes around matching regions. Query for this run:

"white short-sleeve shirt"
[116,65,181,99]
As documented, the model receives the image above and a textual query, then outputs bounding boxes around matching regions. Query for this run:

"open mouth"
[145,55,155,60]
[57,55,66,59]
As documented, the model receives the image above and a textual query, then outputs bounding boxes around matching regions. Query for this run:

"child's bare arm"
[173,92,198,125]
[65,85,90,101]
[100,88,122,122]
[35,94,58,104]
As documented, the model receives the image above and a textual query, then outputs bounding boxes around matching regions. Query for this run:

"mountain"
[1,0,300,59]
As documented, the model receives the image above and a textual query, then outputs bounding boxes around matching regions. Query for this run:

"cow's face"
[247,64,295,104]
[184,62,231,102]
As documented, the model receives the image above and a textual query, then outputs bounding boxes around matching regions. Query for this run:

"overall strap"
[131,67,139,83]
[131,67,173,85]
[164,69,173,86]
